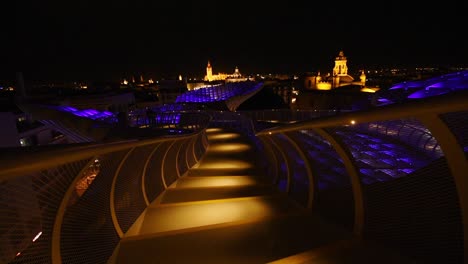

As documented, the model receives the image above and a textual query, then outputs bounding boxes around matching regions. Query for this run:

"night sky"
[11,0,468,82]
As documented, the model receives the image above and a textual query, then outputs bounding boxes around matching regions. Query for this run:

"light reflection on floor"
[206,128,223,133]
[127,197,278,235]
[174,176,258,188]
[208,133,241,140]
[197,160,254,169]
[208,143,252,152]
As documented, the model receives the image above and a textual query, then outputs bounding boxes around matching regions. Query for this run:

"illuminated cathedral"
[204,61,249,83]
[304,51,371,91]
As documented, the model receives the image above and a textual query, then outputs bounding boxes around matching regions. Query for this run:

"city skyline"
[10,1,468,82]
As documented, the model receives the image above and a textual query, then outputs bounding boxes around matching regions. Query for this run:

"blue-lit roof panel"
[378,70,468,104]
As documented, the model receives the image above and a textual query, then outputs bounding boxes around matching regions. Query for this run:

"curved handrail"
[256,90,468,136]
[0,112,211,264]
[0,130,206,182]
[254,90,468,263]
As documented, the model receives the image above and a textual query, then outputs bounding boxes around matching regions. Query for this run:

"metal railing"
[255,90,468,264]
[2,92,467,263]
[0,117,210,264]
[238,109,345,123]
[128,110,211,133]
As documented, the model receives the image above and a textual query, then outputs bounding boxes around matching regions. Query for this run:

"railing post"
[110,148,134,239]
[161,141,177,189]
[258,136,280,185]
[175,140,183,178]
[283,132,316,209]
[264,135,292,193]
[314,128,365,237]
[186,135,198,169]
[192,134,201,163]
[142,144,162,206]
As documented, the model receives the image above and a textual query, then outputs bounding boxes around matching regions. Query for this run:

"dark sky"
[10,0,468,82]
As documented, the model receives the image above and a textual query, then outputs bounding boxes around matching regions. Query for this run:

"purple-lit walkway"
[112,128,414,264]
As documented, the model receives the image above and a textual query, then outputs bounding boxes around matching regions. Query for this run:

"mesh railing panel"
[364,157,463,264]
[330,125,433,184]
[292,130,354,230]
[163,141,184,187]
[193,133,207,164]
[265,136,288,193]
[60,152,126,264]
[250,136,273,184]
[1,129,208,263]
[272,134,309,207]
[356,119,443,159]
[239,109,338,123]
[257,136,287,192]
[114,145,157,233]
[207,111,255,136]
[128,111,211,134]
[177,138,191,176]
[327,121,463,263]
[144,141,171,202]
[3,160,90,264]
[257,140,275,186]
[440,111,468,155]
[254,91,468,263]
[186,137,198,169]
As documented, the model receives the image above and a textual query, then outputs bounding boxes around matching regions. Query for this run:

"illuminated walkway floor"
[114,128,414,264]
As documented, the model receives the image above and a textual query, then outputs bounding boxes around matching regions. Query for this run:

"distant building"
[291,51,380,111]
[204,61,252,83]
[0,104,67,147]
[303,51,374,92]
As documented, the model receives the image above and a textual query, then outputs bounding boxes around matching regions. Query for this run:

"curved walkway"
[113,127,413,264]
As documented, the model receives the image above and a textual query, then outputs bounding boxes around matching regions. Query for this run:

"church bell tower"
[333,50,348,76]
[206,61,213,82]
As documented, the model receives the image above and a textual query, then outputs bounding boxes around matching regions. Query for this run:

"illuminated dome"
[375,70,468,106]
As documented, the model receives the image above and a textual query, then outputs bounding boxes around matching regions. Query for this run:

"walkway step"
[126,195,304,237]
[187,167,260,176]
[161,185,275,204]
[117,212,352,264]
[173,175,265,188]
